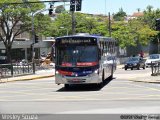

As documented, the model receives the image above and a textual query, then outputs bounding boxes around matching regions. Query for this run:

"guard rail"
[151,60,160,76]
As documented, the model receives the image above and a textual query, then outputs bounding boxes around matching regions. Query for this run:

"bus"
[54,33,117,88]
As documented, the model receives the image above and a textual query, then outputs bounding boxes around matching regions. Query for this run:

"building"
[0,31,54,63]
[126,12,144,21]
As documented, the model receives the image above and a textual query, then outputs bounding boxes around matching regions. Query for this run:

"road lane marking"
[127,83,160,92]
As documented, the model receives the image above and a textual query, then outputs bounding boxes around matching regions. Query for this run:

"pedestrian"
[139,50,144,58]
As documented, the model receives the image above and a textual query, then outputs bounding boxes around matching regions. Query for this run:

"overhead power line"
[0,0,70,5]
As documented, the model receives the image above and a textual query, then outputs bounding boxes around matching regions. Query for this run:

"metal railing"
[0,62,54,79]
[151,60,160,76]
[0,63,33,78]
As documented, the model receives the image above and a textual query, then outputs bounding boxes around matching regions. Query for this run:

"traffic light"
[76,0,82,11]
[156,18,160,31]
[49,5,53,15]
[70,0,75,11]
[35,34,39,43]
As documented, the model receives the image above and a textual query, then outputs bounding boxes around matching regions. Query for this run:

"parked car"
[124,57,145,70]
[145,54,160,67]
[18,59,28,66]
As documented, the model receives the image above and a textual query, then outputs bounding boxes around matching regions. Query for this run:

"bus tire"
[125,67,127,70]
[97,82,103,88]
[64,84,70,89]
[137,65,140,70]
[109,74,113,80]
[102,70,105,82]
[97,70,105,88]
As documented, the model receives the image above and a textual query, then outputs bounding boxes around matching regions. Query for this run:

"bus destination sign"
[58,37,96,44]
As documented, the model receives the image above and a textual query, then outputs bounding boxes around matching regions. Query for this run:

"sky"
[81,0,160,15]
[53,0,160,15]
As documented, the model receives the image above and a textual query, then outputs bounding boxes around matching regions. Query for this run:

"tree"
[55,5,65,13]
[112,21,136,48]
[128,19,157,46]
[142,6,160,53]
[75,13,97,34]
[112,19,157,48]
[0,0,45,63]
[52,11,71,36]
[34,14,53,36]
[113,8,127,21]
[49,12,111,37]
[137,8,141,12]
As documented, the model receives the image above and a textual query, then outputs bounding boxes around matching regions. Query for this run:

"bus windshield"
[57,45,98,67]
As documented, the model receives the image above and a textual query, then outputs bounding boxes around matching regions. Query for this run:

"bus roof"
[56,34,115,41]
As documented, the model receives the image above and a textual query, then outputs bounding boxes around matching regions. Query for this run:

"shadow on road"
[56,77,114,92]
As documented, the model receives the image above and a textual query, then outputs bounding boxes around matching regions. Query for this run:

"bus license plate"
[68,79,82,83]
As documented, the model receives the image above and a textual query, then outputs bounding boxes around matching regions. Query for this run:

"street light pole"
[30,6,64,74]
[71,11,76,35]
[31,12,36,74]
[108,12,111,37]
[31,8,51,74]
[158,37,160,54]
[23,0,36,74]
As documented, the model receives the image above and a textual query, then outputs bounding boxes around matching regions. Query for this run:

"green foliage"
[142,5,160,29]
[111,6,159,48]
[76,13,97,34]
[113,8,127,21]
[34,14,52,36]
[50,12,110,37]
[51,12,71,36]
[112,21,136,48]
[0,0,50,62]
[112,18,157,48]
[55,5,65,13]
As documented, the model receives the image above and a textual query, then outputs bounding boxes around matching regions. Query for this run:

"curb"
[0,75,54,83]
[128,78,160,84]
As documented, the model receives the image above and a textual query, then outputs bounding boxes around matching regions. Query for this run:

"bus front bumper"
[55,73,101,85]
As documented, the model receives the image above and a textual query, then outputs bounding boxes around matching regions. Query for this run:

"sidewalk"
[0,69,55,83]
[116,64,160,83]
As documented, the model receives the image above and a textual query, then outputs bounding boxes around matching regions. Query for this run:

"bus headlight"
[56,71,59,74]
[94,69,99,74]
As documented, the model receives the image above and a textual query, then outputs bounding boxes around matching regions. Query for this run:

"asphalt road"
[0,68,160,114]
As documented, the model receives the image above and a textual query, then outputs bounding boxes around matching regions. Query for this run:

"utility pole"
[23,0,56,74]
[70,0,82,35]
[108,12,111,37]
[71,11,76,35]
[31,12,36,74]
[155,18,160,53]
[23,0,35,74]
[158,37,160,54]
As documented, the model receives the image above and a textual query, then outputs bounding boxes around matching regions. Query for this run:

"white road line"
[127,83,160,92]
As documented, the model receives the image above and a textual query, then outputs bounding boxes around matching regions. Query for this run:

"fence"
[0,62,54,79]
[0,63,33,78]
[151,60,160,76]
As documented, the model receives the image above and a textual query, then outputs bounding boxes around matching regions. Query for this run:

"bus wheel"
[97,82,103,88]
[137,65,140,70]
[109,74,113,80]
[102,70,105,82]
[97,71,105,88]
[64,84,70,89]
[143,65,145,69]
